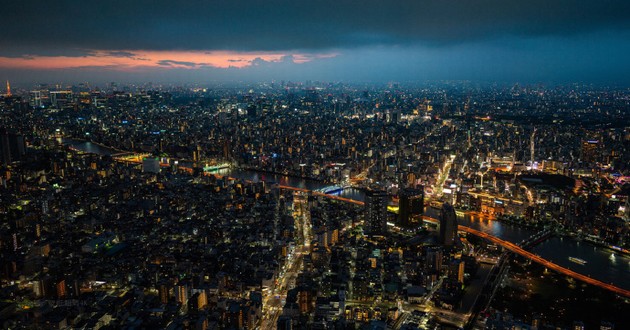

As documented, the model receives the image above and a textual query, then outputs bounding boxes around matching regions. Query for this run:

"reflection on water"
[60,138,119,156]
[532,237,630,290]
[217,168,368,203]
[424,208,533,243]
[63,138,630,290]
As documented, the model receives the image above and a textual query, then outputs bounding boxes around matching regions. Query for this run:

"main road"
[63,139,630,298]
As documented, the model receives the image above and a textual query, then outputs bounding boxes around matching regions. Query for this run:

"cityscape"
[1,1,630,330]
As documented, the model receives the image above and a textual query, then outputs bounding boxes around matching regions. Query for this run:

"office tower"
[449,260,465,283]
[398,187,424,227]
[425,247,443,272]
[142,157,160,173]
[0,129,26,165]
[439,203,457,246]
[365,189,388,235]
[30,90,42,108]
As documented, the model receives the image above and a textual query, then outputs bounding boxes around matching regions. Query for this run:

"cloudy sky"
[1,0,629,85]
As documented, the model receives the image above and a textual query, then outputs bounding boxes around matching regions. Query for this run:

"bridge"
[277,189,630,298]
[277,185,364,206]
[102,153,630,298]
[315,183,351,194]
[459,226,630,297]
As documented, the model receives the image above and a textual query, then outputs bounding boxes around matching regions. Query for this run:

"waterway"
[60,138,120,155]
[531,237,630,290]
[62,138,630,291]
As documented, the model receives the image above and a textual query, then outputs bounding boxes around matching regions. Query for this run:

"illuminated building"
[365,189,388,235]
[581,140,600,163]
[449,260,465,284]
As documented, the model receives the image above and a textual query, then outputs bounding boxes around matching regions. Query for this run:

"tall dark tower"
[365,189,388,236]
[439,203,457,246]
[398,187,424,227]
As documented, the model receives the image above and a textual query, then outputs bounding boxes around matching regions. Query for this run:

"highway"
[277,185,630,298]
[459,226,630,298]
[109,152,630,299]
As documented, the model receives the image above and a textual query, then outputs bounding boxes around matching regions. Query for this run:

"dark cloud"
[101,51,137,58]
[157,60,205,68]
[0,47,95,58]
[0,0,628,56]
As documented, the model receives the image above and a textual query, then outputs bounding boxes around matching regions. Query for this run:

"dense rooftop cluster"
[1,81,629,329]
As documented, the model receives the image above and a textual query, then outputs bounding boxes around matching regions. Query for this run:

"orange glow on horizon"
[0,50,338,70]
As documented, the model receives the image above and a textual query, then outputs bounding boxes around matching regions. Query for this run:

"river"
[62,138,630,290]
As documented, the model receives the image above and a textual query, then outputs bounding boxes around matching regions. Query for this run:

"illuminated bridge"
[105,156,630,299]
[278,185,364,206]
[277,185,630,298]
[461,226,630,297]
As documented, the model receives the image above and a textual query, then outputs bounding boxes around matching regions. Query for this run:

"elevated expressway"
[277,185,630,298]
[104,152,630,299]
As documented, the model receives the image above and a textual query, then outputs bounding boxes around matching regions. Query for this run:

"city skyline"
[1,1,630,85]
[1,2,630,329]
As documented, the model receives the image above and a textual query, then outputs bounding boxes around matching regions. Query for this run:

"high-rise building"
[449,260,465,283]
[142,157,160,173]
[398,187,424,227]
[365,189,388,235]
[30,90,42,108]
[425,247,442,272]
[439,203,457,246]
[0,129,26,165]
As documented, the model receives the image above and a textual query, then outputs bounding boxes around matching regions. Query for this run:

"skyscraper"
[398,187,424,227]
[365,189,388,235]
[439,203,457,246]
[0,129,26,165]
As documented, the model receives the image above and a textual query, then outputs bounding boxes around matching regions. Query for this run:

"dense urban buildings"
[0,81,629,329]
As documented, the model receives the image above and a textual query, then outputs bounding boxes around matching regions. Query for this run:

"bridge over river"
[276,185,630,298]
[61,138,630,297]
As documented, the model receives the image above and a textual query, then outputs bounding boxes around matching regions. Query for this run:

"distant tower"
[439,203,457,246]
[6,80,10,97]
[530,127,536,164]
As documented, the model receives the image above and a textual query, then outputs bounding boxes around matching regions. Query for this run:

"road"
[260,191,313,329]
[278,184,630,298]
[112,152,630,300]
[459,226,630,298]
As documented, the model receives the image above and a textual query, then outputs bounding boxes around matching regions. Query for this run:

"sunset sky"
[1,1,629,85]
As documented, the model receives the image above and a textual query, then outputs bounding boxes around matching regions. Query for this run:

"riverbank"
[59,136,128,154]
[238,166,324,182]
